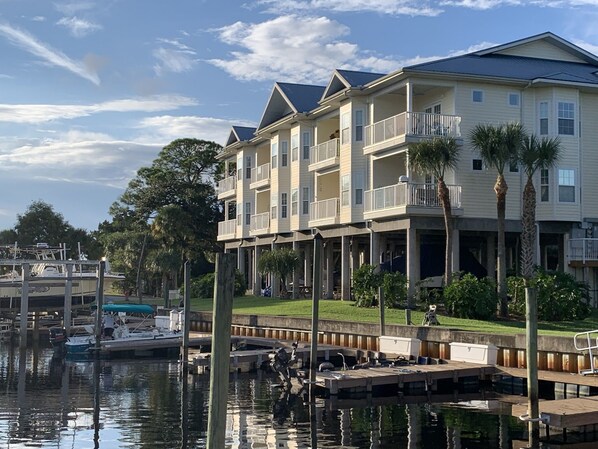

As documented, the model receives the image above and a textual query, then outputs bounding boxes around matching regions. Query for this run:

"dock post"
[181,261,191,366]
[64,263,73,336]
[19,263,30,349]
[206,253,235,449]
[379,286,385,338]
[94,261,105,353]
[309,233,323,398]
[526,286,539,446]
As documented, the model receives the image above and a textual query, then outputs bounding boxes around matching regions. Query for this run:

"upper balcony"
[217,219,237,241]
[250,163,270,190]
[364,112,462,156]
[364,182,462,220]
[216,175,237,200]
[568,238,598,267]
[308,138,340,172]
[308,198,340,227]
[250,212,270,236]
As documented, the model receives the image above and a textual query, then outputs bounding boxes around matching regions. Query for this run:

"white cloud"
[440,0,521,8]
[54,1,97,15]
[57,16,102,37]
[31,16,46,22]
[256,0,443,16]
[0,21,100,85]
[153,38,198,76]
[0,95,198,124]
[573,39,598,55]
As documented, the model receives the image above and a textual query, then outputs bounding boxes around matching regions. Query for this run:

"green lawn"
[185,295,598,338]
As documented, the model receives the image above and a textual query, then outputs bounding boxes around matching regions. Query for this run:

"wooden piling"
[181,261,191,365]
[94,261,105,353]
[309,233,323,398]
[19,263,30,348]
[526,286,539,446]
[64,263,73,336]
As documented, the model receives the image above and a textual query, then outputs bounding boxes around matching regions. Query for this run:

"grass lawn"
[184,295,598,338]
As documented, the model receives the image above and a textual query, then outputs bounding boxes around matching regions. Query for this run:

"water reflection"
[0,343,532,448]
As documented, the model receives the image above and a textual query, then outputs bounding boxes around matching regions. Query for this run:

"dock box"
[450,342,498,365]
[155,315,170,330]
[379,336,421,358]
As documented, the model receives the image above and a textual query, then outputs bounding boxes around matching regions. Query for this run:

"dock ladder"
[574,329,598,375]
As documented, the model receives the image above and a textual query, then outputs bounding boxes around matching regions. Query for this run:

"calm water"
[0,342,532,448]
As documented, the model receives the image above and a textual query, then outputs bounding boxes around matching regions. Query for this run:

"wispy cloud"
[0,22,101,85]
[153,38,198,76]
[57,16,102,37]
[255,0,443,16]
[54,1,97,16]
[0,95,198,124]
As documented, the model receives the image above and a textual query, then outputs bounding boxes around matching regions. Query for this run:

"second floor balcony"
[309,198,340,227]
[250,163,270,190]
[217,219,237,241]
[364,182,462,220]
[309,138,340,172]
[364,112,462,155]
[250,212,270,235]
[569,238,598,267]
[216,175,236,199]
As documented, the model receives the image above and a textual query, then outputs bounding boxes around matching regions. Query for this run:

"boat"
[0,243,124,312]
[0,320,12,341]
[63,303,182,356]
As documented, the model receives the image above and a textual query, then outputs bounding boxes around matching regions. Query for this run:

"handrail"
[574,329,598,375]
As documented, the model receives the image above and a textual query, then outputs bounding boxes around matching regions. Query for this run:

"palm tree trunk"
[521,178,537,279]
[495,174,508,317]
[438,179,453,286]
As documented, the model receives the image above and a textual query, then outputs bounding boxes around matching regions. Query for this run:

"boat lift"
[574,329,598,375]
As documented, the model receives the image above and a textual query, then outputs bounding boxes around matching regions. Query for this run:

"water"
[0,342,531,448]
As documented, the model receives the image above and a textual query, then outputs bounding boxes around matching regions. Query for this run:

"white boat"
[64,303,182,356]
[0,243,123,312]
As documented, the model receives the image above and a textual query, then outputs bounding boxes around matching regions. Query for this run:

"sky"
[2,0,598,233]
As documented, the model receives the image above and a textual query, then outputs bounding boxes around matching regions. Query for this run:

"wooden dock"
[512,396,598,429]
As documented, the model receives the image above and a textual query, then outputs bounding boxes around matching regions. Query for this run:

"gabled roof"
[257,82,325,131]
[225,126,256,146]
[405,32,598,86]
[321,69,386,100]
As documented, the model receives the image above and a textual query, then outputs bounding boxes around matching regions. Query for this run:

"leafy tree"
[146,248,180,307]
[257,248,300,297]
[443,273,496,320]
[519,135,561,279]
[408,136,460,287]
[381,271,408,308]
[352,264,383,308]
[470,123,525,317]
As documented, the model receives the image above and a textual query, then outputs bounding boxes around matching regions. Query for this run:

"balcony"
[364,112,462,155]
[309,198,340,227]
[216,176,236,200]
[217,219,237,241]
[569,238,598,267]
[250,163,271,190]
[308,138,340,172]
[250,212,270,235]
[364,182,462,220]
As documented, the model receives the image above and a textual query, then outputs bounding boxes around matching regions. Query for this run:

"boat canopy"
[101,304,155,314]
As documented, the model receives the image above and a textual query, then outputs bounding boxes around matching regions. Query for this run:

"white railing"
[364,182,462,212]
[310,138,340,165]
[218,219,237,236]
[364,112,462,146]
[250,212,270,232]
[309,198,339,221]
[216,176,236,195]
[250,163,270,185]
[569,238,598,263]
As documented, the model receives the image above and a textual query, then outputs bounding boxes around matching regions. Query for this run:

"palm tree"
[257,247,301,297]
[408,136,460,286]
[519,134,561,279]
[470,123,524,317]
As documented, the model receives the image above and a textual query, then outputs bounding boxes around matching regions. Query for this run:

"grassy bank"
[186,295,598,338]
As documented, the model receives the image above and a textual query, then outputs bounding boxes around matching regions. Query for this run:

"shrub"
[188,269,247,299]
[382,271,408,308]
[507,269,591,321]
[443,273,496,319]
[352,264,383,307]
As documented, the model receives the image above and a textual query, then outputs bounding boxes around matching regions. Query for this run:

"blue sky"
[1,0,598,232]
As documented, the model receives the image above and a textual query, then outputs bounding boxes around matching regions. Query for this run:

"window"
[540,169,549,202]
[302,131,310,160]
[245,202,251,226]
[245,156,252,179]
[558,169,575,202]
[291,134,299,162]
[558,102,574,135]
[281,141,288,167]
[302,187,309,215]
[271,196,278,219]
[509,160,519,173]
[508,93,520,107]
[354,110,364,142]
[271,142,278,168]
[341,112,350,144]
[472,90,483,103]
[539,101,549,135]
[354,172,364,205]
[237,157,243,180]
[341,174,350,206]
[291,189,298,215]
[472,159,483,171]
[281,193,288,218]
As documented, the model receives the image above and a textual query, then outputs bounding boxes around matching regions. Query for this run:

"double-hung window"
[291,134,299,162]
[354,110,364,142]
[302,187,310,215]
[341,175,350,207]
[245,156,252,179]
[302,132,310,160]
[558,169,575,202]
[271,196,278,219]
[539,102,549,135]
[558,102,574,135]
[281,141,288,167]
[271,142,278,168]
[281,193,288,218]
[341,112,350,144]
[540,169,549,202]
[291,189,298,215]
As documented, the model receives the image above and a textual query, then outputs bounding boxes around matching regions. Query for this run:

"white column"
[341,236,350,300]
[370,230,380,267]
[252,247,262,296]
[451,229,460,276]
[292,241,300,299]
[407,228,419,300]
[271,242,280,297]
[304,244,312,287]
[326,241,334,299]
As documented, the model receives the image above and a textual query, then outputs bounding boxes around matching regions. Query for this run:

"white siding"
[496,40,588,63]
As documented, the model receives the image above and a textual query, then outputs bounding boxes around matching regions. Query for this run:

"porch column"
[271,242,280,297]
[304,244,312,287]
[369,230,380,268]
[326,240,334,299]
[562,233,571,274]
[451,229,460,276]
[252,246,262,296]
[352,238,360,283]
[292,241,300,299]
[407,227,419,302]
[246,248,253,292]
[486,234,496,280]
[237,247,246,274]
[379,234,387,263]
[341,236,350,300]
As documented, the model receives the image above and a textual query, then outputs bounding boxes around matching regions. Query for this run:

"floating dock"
[512,396,598,429]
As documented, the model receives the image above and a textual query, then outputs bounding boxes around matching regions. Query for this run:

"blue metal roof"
[406,54,598,85]
[232,126,256,142]
[277,83,325,113]
[336,69,385,87]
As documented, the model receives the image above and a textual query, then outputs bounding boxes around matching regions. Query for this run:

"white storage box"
[379,336,421,358]
[169,310,184,332]
[450,342,498,365]
[154,315,170,330]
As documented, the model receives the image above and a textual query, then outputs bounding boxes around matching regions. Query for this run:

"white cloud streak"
[57,16,102,37]
[153,38,198,76]
[256,0,443,16]
[0,22,100,85]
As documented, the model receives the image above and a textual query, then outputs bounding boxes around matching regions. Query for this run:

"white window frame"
[245,155,252,179]
[291,134,299,162]
[540,168,549,202]
[557,101,575,136]
[271,196,278,219]
[341,112,350,145]
[341,174,350,207]
[302,131,310,160]
[354,171,364,205]
[281,141,288,167]
[508,92,520,107]
[291,189,298,216]
[539,101,549,136]
[245,202,251,226]
[354,109,364,142]
[558,168,575,203]
[472,90,484,103]
[281,192,288,218]
[271,142,278,169]
[237,157,243,181]
[302,187,310,215]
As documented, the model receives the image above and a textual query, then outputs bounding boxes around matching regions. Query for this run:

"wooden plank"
[512,397,598,428]
[498,366,598,388]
